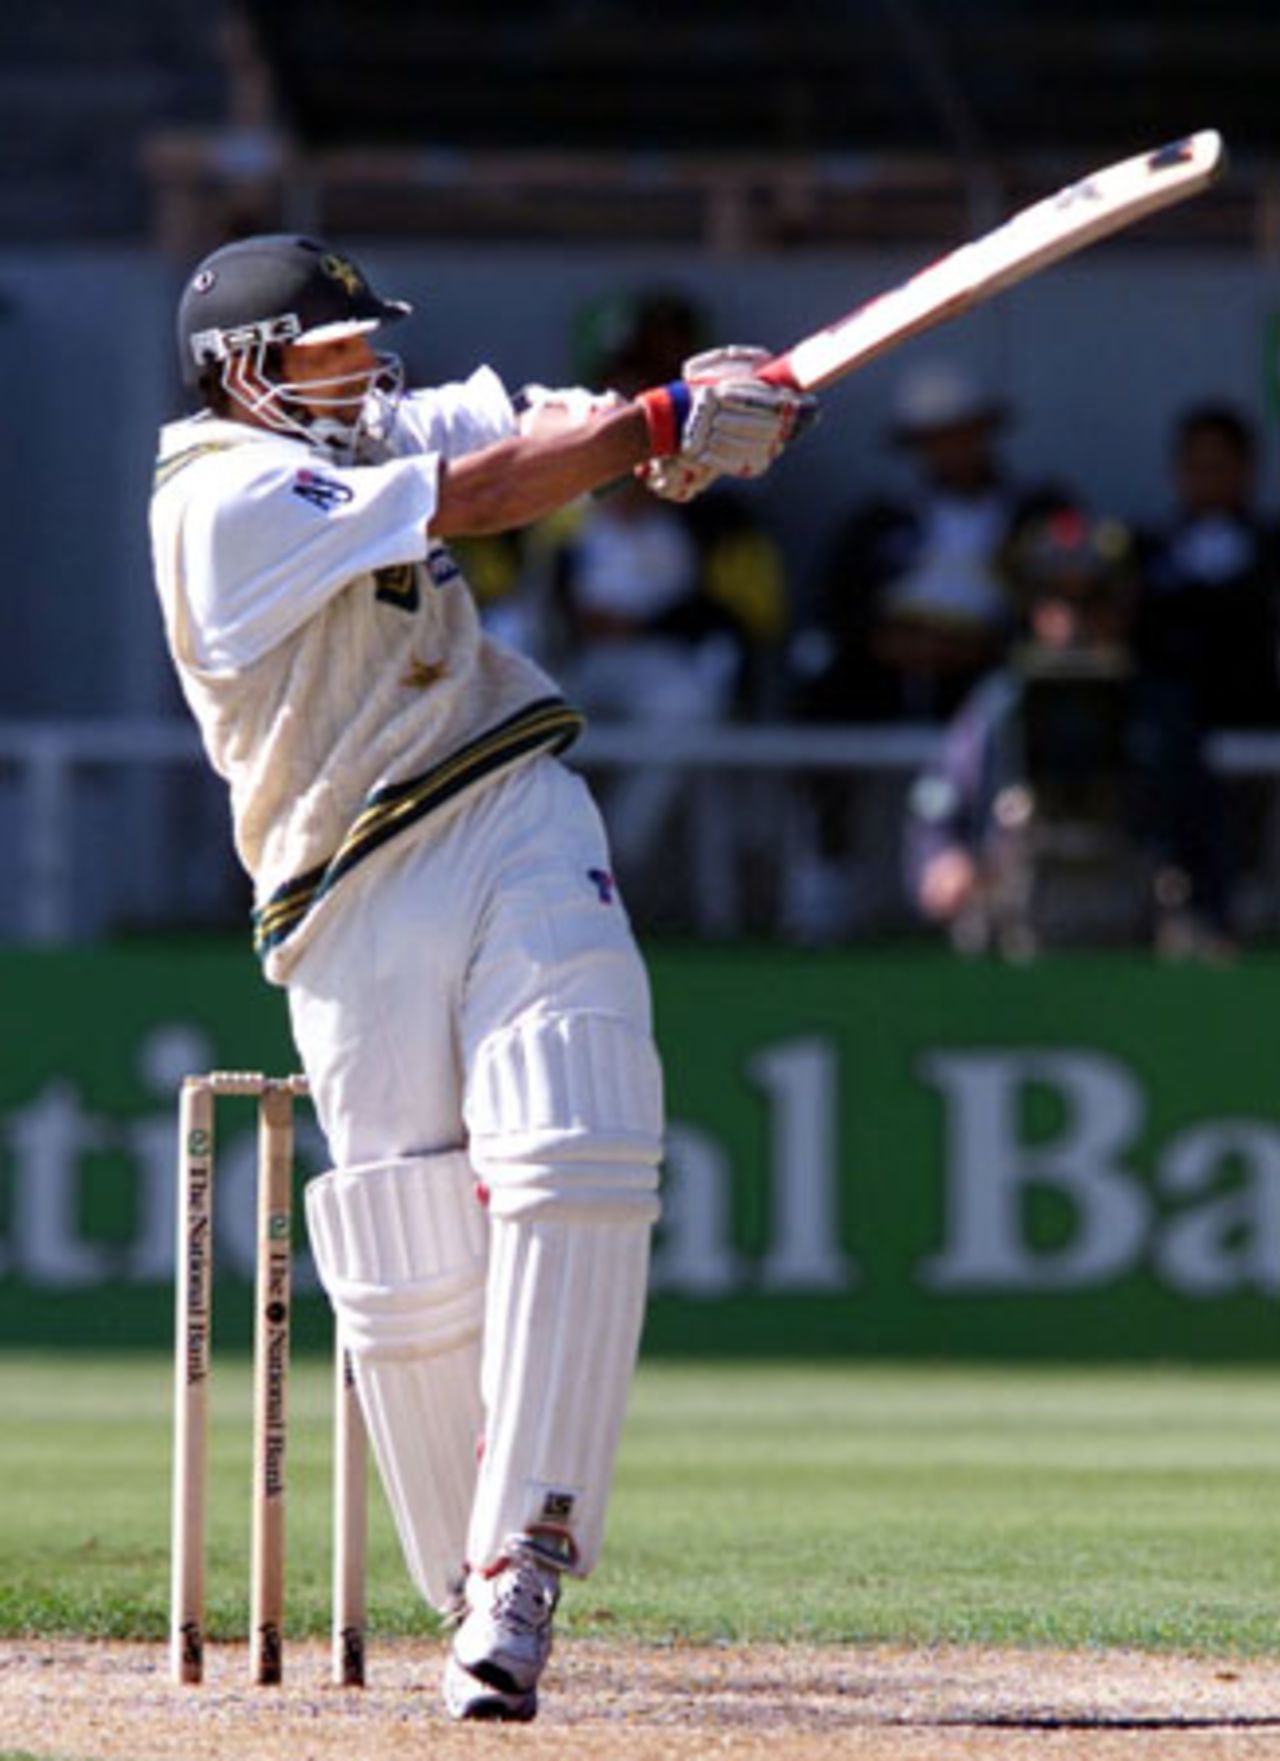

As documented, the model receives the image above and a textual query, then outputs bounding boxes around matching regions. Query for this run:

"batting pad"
[305,1152,488,1611]
[464,1010,662,1575]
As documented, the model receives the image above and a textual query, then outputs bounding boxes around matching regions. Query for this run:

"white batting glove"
[514,383,624,436]
[640,346,776,501]
[637,454,721,502]
[636,349,817,502]
[683,375,816,475]
[683,345,776,382]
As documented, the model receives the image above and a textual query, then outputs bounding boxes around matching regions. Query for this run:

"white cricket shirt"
[150,368,582,978]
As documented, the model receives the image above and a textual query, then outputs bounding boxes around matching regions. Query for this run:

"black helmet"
[175,234,412,454]
[176,233,410,387]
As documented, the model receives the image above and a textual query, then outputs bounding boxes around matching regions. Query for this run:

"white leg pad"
[464,1010,663,1576]
[305,1151,488,1611]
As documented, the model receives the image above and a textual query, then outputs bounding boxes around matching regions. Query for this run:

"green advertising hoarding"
[1,941,1278,1356]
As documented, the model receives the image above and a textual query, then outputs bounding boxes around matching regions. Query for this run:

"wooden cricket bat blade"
[760,130,1225,392]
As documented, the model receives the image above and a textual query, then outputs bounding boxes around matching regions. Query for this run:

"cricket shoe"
[442,1651,538,1722]
[450,1535,563,1699]
[438,1570,468,1631]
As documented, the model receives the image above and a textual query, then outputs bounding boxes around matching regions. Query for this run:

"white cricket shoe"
[448,1536,563,1706]
[439,1570,468,1630]
[442,1651,538,1722]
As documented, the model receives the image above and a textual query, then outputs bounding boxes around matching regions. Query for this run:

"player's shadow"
[929,1715,1280,1731]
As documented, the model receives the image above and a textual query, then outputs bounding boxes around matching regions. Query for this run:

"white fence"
[2,719,1280,945]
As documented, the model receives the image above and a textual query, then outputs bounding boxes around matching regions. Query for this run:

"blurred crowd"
[458,287,1280,961]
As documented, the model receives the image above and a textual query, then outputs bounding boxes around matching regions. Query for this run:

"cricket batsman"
[149,233,815,1719]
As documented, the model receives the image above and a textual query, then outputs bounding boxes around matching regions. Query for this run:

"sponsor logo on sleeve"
[292,468,354,512]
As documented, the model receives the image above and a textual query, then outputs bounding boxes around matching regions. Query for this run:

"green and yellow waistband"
[252,696,584,960]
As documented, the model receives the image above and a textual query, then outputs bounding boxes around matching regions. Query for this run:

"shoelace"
[488,1555,559,1634]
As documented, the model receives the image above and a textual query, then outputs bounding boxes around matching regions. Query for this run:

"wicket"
[170,1070,368,1688]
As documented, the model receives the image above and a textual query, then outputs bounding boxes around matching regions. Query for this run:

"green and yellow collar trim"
[153,440,240,495]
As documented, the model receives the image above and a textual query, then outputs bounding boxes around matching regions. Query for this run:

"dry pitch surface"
[5,1640,1280,1760]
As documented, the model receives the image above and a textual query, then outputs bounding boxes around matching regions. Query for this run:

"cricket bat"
[758,130,1225,393]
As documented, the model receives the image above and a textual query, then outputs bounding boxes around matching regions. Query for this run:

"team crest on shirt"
[292,468,353,512]
[401,655,447,690]
[587,867,616,904]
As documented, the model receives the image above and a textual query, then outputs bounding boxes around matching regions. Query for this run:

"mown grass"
[0,1354,1277,1654]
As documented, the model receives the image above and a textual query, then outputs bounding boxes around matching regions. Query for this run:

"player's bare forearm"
[430,405,650,537]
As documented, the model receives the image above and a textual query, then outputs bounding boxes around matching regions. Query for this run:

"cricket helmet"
[176,234,412,451]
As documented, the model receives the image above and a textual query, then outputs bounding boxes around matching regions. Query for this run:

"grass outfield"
[0,1354,1277,1655]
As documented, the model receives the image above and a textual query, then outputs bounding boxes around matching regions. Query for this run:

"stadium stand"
[3,4,1280,246]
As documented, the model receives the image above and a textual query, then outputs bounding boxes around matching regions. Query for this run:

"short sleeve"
[176,445,439,670]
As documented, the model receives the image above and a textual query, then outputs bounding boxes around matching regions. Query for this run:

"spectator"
[783,359,1066,942]
[793,358,1062,726]
[530,293,790,884]
[906,504,1145,956]
[1136,403,1280,730]
[454,290,719,674]
[1129,403,1278,954]
[571,286,709,401]
[554,469,786,730]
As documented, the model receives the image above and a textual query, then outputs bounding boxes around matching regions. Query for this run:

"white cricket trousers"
[285,752,663,1591]
[285,753,656,1164]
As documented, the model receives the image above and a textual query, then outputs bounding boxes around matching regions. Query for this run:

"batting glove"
[636,348,818,502]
